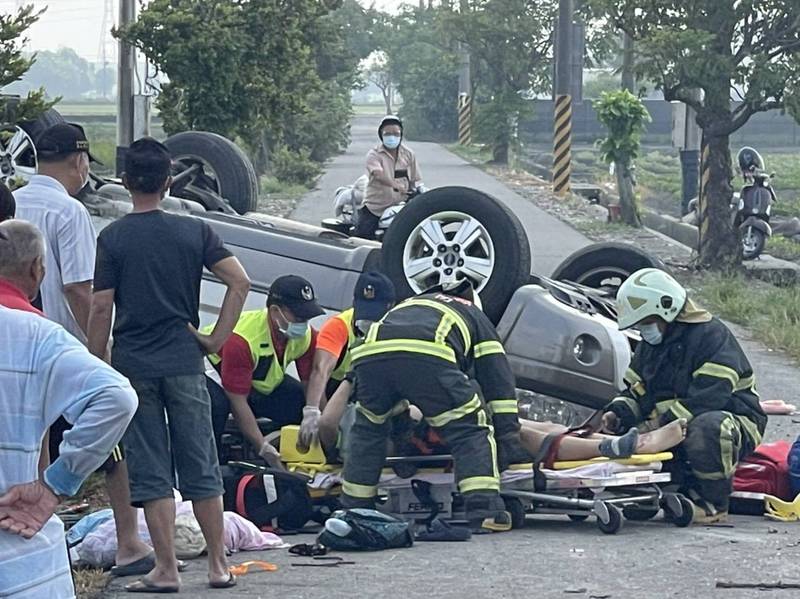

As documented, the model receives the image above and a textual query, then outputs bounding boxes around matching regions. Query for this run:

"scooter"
[735,146,776,260]
[321,171,426,241]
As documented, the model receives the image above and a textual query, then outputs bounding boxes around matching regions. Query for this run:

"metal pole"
[116,0,136,175]
[457,1,472,146]
[680,89,702,214]
[552,0,574,195]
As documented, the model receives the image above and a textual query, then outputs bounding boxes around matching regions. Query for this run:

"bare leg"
[105,461,152,566]
[191,495,230,585]
[519,419,686,461]
[140,497,180,588]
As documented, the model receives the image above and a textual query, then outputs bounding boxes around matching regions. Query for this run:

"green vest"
[205,309,312,395]
[330,308,357,381]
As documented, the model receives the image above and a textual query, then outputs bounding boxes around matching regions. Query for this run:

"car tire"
[18,108,65,140]
[163,131,259,214]
[551,242,665,290]
[381,186,531,324]
[1,108,66,183]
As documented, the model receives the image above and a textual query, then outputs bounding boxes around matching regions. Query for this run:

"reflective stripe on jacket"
[330,308,357,381]
[204,309,312,395]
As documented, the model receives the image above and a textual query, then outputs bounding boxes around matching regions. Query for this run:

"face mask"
[275,307,309,339]
[355,319,374,336]
[638,323,663,345]
[383,135,401,150]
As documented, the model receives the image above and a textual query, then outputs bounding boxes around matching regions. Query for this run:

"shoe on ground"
[469,510,512,534]
[690,500,728,524]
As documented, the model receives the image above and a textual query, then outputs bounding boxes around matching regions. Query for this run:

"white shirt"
[14,175,96,343]
[0,307,137,598]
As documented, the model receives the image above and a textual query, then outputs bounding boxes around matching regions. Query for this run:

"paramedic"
[299,272,396,451]
[353,115,422,240]
[0,220,137,598]
[604,268,767,523]
[340,280,526,532]
[205,275,324,465]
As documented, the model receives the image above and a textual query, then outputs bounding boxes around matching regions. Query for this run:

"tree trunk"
[698,131,739,269]
[615,161,641,226]
[492,141,509,164]
[382,84,392,114]
[621,33,635,92]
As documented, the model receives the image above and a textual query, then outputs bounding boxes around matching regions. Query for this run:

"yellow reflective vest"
[329,308,357,381]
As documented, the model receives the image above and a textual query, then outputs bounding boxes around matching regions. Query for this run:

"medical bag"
[733,440,793,500]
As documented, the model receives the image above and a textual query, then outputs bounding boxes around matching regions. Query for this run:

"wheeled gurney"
[278,427,695,534]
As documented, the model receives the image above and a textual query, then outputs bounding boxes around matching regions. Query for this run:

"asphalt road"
[104,120,800,599]
[290,116,589,276]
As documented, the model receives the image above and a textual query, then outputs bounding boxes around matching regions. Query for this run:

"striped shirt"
[0,307,137,597]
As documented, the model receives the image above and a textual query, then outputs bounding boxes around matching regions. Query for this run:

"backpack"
[733,441,793,500]
[317,509,413,551]
[222,463,315,531]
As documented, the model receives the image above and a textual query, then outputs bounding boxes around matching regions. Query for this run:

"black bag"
[317,509,413,551]
[222,463,314,531]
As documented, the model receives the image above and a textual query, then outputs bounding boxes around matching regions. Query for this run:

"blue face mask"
[285,321,309,339]
[383,135,401,150]
[638,323,663,346]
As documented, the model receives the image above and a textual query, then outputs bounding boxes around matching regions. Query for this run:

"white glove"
[298,406,322,451]
[259,440,283,469]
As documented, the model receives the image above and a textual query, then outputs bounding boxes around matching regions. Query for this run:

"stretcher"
[278,427,694,534]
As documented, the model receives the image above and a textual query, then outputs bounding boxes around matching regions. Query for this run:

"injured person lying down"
[314,378,687,466]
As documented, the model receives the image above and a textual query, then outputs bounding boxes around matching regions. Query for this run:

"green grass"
[693,272,800,360]
[446,143,492,163]
[259,175,309,198]
[352,104,390,116]
[766,236,800,262]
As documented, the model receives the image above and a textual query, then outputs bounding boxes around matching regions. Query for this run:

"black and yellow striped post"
[552,93,572,195]
[458,93,473,146]
[697,135,711,252]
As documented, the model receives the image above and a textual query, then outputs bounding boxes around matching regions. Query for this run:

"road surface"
[291,116,589,276]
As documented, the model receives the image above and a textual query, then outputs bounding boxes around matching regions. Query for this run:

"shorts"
[49,416,124,473]
[125,374,223,507]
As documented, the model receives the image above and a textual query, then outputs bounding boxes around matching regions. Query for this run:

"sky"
[0,0,410,63]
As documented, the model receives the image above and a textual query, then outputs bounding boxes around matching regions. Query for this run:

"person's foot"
[599,427,639,458]
[469,510,512,534]
[115,542,154,568]
[690,501,728,524]
[209,572,237,589]
[124,575,180,594]
[637,419,687,454]
[208,553,232,588]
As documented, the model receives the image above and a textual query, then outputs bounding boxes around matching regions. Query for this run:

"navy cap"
[353,272,395,322]
[268,275,324,320]
[36,123,102,164]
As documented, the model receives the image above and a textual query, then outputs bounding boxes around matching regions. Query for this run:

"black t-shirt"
[94,210,232,379]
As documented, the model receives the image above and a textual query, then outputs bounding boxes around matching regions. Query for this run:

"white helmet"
[616,268,687,330]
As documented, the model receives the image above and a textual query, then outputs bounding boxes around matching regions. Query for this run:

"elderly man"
[0,220,138,598]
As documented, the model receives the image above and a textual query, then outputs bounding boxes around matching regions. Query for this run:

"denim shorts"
[124,374,223,506]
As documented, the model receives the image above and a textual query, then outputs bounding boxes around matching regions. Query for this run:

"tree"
[0,5,56,123]
[594,89,650,226]
[364,53,393,114]
[585,1,800,269]
[6,48,94,100]
[117,0,329,168]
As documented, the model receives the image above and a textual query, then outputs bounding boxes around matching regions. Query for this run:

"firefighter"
[340,280,527,532]
[604,268,767,523]
[298,272,396,451]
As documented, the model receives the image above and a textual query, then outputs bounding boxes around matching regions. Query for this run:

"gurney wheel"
[622,506,659,521]
[596,504,623,535]
[503,497,526,529]
[663,495,694,528]
[567,514,589,522]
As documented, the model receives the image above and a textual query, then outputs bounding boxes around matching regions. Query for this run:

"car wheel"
[0,108,65,186]
[551,242,665,292]
[163,131,259,215]
[381,186,531,324]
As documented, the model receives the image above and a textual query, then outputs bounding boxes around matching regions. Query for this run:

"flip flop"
[110,553,188,577]
[209,573,237,589]
[124,579,180,593]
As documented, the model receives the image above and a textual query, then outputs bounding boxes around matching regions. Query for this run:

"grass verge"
[691,272,800,361]
[446,143,492,164]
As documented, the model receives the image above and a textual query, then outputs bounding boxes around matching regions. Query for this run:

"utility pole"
[457,0,472,146]
[117,0,136,176]
[552,0,574,195]
[680,89,702,214]
[621,32,634,92]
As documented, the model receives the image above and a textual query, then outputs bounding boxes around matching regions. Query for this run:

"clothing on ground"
[0,306,136,598]
[14,175,95,342]
[93,210,232,379]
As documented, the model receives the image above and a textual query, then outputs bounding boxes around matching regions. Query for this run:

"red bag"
[733,441,793,500]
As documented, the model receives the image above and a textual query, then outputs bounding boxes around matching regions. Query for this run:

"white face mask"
[638,322,663,345]
[355,319,374,336]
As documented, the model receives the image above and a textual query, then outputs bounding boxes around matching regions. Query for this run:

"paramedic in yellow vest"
[205,275,324,464]
[298,272,396,451]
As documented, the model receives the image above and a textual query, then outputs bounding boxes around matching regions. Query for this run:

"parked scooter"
[735,146,776,260]
[321,171,426,241]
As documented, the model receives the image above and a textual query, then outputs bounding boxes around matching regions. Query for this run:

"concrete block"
[641,209,700,249]
[743,254,800,286]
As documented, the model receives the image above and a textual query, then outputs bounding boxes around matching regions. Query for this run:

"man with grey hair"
[0,219,138,598]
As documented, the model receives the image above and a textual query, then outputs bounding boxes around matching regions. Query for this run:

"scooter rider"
[340,279,528,532]
[604,268,767,523]
[354,115,423,240]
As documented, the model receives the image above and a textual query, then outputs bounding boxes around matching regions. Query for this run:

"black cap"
[36,123,102,164]
[353,272,395,321]
[268,275,324,320]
